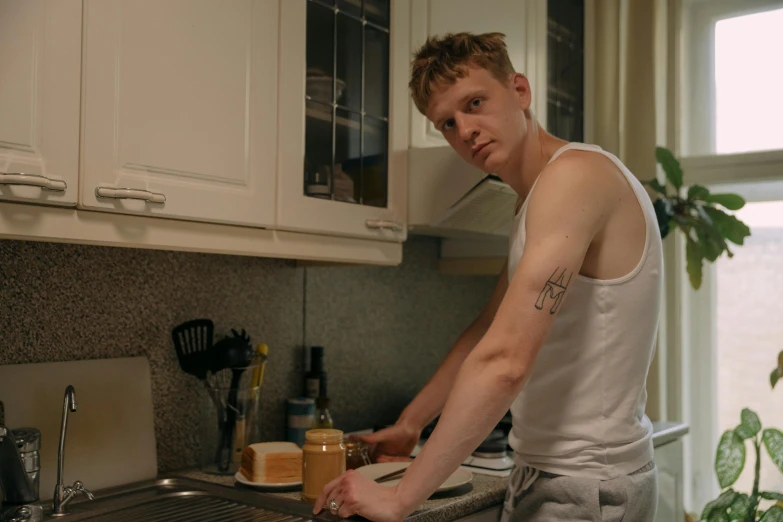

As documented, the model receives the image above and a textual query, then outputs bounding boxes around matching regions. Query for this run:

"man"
[314,32,663,522]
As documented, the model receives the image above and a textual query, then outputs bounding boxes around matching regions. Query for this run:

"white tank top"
[507,142,663,479]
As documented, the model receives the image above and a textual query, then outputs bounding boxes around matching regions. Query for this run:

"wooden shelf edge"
[0,202,402,266]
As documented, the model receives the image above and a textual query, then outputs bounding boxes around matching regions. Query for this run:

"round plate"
[234,471,302,489]
[355,462,472,493]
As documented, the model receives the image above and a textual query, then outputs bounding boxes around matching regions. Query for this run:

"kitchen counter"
[174,468,508,522]
[172,422,688,521]
[651,421,690,447]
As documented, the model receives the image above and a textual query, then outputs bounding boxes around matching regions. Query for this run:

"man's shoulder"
[542,148,626,190]
[530,149,626,212]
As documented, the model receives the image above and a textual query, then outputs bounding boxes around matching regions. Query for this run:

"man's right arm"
[362,261,510,458]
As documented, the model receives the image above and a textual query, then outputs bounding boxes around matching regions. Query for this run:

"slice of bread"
[240,442,303,483]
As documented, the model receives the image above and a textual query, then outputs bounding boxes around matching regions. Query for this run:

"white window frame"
[679,0,783,513]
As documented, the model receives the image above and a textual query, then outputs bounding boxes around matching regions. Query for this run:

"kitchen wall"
[0,237,495,472]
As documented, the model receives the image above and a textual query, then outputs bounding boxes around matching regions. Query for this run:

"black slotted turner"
[172,319,214,380]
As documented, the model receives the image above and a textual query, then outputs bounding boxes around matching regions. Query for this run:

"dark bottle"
[305,346,324,399]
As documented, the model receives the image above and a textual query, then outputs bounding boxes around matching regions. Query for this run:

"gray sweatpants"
[500,461,658,522]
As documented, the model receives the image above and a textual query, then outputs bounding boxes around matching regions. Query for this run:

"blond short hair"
[409,32,516,114]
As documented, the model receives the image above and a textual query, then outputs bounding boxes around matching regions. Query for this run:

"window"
[683,0,783,157]
[715,198,783,494]
[681,0,783,513]
[714,8,783,154]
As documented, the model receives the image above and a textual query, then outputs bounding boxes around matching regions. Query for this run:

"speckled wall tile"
[0,236,495,473]
[303,238,495,432]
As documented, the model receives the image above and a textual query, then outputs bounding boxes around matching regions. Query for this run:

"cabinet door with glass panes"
[546,0,585,143]
[277,0,408,242]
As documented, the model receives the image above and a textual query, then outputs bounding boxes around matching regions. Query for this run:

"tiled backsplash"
[0,237,495,472]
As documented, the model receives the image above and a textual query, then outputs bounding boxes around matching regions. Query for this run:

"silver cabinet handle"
[95,187,166,204]
[0,172,67,191]
[365,219,404,232]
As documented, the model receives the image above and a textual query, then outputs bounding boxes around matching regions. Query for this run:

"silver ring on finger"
[329,499,340,514]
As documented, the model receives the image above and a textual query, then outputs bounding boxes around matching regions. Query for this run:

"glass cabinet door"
[304,0,390,208]
[547,0,584,143]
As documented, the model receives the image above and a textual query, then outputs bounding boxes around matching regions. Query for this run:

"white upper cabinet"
[408,0,546,148]
[0,0,81,206]
[80,0,278,227]
[276,0,409,242]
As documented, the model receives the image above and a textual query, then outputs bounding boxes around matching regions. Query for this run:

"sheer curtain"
[588,0,682,423]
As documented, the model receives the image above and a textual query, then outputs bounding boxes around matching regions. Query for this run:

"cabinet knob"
[0,172,67,192]
[95,187,166,204]
[365,219,404,232]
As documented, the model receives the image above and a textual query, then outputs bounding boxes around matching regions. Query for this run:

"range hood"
[407,145,518,239]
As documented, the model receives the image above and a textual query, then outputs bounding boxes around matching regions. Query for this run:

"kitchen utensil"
[251,344,269,388]
[200,385,262,475]
[356,462,473,493]
[374,467,406,484]
[172,319,214,380]
[210,330,254,472]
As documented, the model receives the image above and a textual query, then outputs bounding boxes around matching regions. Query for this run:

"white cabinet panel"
[80,0,278,227]
[0,0,81,206]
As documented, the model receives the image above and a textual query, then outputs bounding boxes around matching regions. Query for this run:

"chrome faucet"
[51,386,94,517]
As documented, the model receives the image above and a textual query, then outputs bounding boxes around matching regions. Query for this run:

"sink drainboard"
[78,492,311,522]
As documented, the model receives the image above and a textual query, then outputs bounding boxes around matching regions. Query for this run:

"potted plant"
[698,409,783,521]
[642,147,752,289]
[642,148,783,521]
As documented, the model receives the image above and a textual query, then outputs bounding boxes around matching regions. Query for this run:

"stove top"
[347,415,516,477]
[414,427,514,476]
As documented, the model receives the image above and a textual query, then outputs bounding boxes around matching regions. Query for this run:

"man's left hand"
[313,469,410,521]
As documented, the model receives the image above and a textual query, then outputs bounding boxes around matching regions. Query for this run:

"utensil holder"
[199,385,262,475]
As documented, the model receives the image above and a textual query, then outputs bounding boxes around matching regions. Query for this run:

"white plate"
[355,462,473,493]
[234,471,302,490]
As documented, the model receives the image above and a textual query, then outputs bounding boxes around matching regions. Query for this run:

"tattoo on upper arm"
[535,267,572,314]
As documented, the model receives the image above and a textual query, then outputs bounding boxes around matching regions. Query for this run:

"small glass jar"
[344,438,371,470]
[301,429,346,503]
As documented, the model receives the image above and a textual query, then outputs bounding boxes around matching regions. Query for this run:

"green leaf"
[761,492,783,502]
[688,184,711,201]
[703,207,752,246]
[643,178,669,196]
[716,430,746,488]
[653,198,673,238]
[708,511,731,522]
[686,238,704,290]
[695,223,726,263]
[702,489,738,520]
[741,408,762,436]
[706,193,746,210]
[772,367,780,389]
[760,505,783,522]
[762,429,783,475]
[728,493,750,520]
[655,146,684,189]
[735,424,755,440]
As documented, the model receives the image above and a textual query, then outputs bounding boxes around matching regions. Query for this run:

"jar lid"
[305,429,343,445]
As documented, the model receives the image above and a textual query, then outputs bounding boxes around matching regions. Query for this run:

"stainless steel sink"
[30,477,340,522]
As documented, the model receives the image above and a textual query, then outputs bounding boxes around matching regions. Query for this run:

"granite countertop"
[172,422,688,521]
[174,468,508,522]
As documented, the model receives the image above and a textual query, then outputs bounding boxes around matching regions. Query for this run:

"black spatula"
[172,319,214,381]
